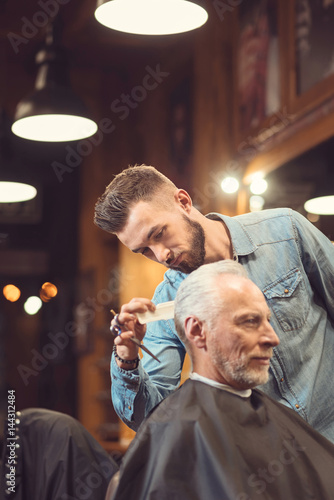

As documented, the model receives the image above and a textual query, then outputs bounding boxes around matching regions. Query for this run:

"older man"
[110,262,334,500]
[94,164,334,441]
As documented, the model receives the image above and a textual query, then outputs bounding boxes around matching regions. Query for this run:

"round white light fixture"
[250,178,268,195]
[12,115,98,142]
[304,195,334,215]
[95,0,208,35]
[221,177,240,194]
[0,181,37,203]
[24,296,43,315]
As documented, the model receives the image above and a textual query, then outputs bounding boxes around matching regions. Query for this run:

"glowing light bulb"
[250,178,268,195]
[24,296,42,315]
[40,282,58,302]
[3,284,21,302]
[221,177,239,194]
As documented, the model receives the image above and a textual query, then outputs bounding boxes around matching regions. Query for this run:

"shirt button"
[128,406,131,410]
[295,404,300,409]
[280,378,284,382]
[284,289,289,294]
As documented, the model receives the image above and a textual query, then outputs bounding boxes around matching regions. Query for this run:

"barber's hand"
[111,298,156,366]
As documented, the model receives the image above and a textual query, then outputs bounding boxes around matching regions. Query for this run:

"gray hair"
[174,260,247,346]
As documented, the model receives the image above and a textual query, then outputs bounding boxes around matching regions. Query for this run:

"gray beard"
[210,349,270,389]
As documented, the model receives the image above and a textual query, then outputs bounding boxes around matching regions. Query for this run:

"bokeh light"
[3,284,21,302]
[40,282,58,303]
[249,195,265,212]
[250,178,268,195]
[24,296,42,315]
[221,177,240,194]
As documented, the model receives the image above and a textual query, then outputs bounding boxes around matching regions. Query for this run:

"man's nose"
[153,245,170,264]
[261,323,280,347]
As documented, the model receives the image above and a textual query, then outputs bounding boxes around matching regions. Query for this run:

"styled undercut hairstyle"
[94,164,177,234]
[174,260,248,349]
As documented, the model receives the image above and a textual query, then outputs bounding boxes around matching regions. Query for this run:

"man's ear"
[184,316,207,349]
[174,189,192,213]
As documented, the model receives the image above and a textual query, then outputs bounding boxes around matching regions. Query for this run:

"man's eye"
[155,228,164,239]
[246,317,258,325]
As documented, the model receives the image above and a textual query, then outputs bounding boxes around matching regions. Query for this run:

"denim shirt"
[111,208,334,442]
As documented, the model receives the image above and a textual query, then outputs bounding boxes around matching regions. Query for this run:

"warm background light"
[3,284,21,302]
[221,177,239,194]
[40,282,58,303]
[250,178,268,195]
[307,212,320,223]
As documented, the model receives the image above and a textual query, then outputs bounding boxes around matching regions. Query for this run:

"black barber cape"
[0,408,118,500]
[112,379,334,500]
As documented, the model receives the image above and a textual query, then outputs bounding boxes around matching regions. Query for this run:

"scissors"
[110,311,161,363]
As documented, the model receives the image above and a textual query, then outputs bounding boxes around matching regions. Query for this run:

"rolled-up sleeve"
[110,270,187,430]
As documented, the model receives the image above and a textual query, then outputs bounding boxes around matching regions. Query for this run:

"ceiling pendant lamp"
[12,24,98,142]
[0,110,37,203]
[304,165,334,215]
[0,182,37,203]
[304,195,334,215]
[94,0,208,36]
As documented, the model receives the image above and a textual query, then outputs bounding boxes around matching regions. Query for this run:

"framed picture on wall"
[233,0,284,146]
[288,0,334,113]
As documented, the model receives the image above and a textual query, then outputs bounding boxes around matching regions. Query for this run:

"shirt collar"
[190,372,252,398]
[205,212,257,257]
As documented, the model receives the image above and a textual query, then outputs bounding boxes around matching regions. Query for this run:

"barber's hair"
[94,164,177,234]
[174,260,248,347]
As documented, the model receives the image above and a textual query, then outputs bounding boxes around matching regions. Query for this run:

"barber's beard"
[171,216,206,274]
[210,341,271,389]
